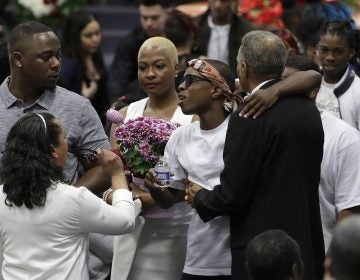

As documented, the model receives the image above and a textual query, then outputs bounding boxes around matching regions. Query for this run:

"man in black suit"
[186,30,325,280]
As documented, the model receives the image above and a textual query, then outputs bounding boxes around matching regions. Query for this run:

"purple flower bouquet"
[112,116,180,177]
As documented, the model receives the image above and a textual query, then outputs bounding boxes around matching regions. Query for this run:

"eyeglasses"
[183,74,209,88]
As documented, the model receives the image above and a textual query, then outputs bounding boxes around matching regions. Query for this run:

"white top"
[0,183,140,280]
[165,117,231,276]
[125,97,192,125]
[207,15,230,64]
[317,67,360,130]
[316,79,339,118]
[319,111,360,251]
[125,97,193,221]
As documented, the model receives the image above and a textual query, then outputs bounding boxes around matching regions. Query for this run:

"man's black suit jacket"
[195,84,325,280]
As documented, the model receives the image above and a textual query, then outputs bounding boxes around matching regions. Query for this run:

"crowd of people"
[0,0,360,279]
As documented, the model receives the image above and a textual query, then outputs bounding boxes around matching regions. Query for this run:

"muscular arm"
[339,206,360,220]
[194,113,265,222]
[74,101,112,193]
[74,164,111,193]
[240,70,321,119]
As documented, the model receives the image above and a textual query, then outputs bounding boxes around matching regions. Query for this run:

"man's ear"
[13,51,23,68]
[237,62,248,79]
[211,86,222,98]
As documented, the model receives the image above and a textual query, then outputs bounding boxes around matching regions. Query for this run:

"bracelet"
[102,188,114,203]
[132,194,142,201]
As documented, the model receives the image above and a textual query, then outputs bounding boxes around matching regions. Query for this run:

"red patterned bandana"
[188,59,243,112]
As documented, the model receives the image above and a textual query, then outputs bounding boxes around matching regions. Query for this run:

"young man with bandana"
[146,58,241,279]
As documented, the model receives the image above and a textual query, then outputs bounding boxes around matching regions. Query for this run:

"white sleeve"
[165,133,187,190]
[0,239,3,280]
[77,187,137,235]
[335,140,360,212]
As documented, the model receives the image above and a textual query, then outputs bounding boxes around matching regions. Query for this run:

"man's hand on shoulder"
[239,88,278,119]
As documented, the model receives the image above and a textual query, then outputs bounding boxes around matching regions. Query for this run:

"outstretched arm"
[192,113,266,222]
[239,70,321,119]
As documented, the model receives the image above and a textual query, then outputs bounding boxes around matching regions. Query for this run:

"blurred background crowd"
[1,1,360,280]
[0,0,359,123]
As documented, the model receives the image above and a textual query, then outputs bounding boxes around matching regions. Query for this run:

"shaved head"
[139,36,178,65]
[8,21,53,53]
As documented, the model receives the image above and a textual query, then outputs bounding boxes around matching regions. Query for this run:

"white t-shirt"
[317,67,360,130]
[320,111,360,251]
[315,81,339,117]
[165,117,231,276]
[124,97,193,222]
[0,183,139,280]
[207,15,230,65]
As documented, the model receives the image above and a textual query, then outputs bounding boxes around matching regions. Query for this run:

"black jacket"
[195,81,325,280]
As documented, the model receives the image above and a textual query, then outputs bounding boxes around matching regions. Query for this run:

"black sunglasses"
[183,74,209,88]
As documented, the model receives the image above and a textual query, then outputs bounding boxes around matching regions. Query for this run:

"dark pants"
[181,273,231,280]
[231,247,248,280]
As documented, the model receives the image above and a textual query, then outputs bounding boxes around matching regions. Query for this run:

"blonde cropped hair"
[138,36,178,65]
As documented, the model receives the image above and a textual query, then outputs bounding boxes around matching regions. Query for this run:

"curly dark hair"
[1,112,64,209]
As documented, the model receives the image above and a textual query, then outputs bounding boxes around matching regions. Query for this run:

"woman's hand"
[96,149,124,176]
[239,88,279,119]
[97,149,128,191]
[82,80,98,99]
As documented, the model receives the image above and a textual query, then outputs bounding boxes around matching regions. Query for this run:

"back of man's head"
[327,215,360,280]
[237,30,286,80]
[246,229,304,280]
[8,21,52,53]
[285,55,321,74]
[282,55,321,100]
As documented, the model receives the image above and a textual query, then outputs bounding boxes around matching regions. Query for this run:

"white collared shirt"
[251,80,274,94]
[207,15,230,64]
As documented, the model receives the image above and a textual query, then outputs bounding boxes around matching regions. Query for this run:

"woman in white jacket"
[0,112,140,280]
